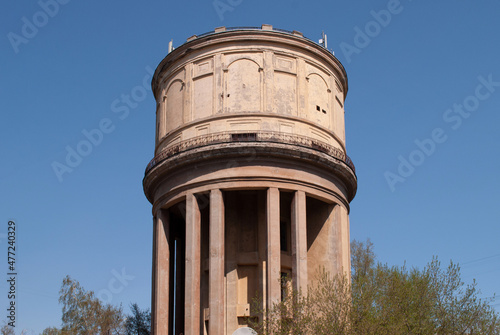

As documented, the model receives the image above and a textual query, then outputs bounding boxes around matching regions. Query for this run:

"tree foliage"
[124,303,151,335]
[254,240,500,335]
[40,327,61,335]
[250,270,351,335]
[1,324,15,335]
[40,274,151,334]
[41,275,125,335]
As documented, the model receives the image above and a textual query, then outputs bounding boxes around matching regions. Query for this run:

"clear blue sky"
[1,0,499,333]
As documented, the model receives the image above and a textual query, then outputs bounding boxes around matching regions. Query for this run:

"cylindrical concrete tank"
[144,24,357,335]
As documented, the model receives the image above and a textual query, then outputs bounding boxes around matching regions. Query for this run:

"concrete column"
[225,194,238,333]
[291,191,307,293]
[339,205,351,276]
[152,209,170,335]
[324,204,337,276]
[209,189,225,335]
[257,191,267,320]
[185,193,201,335]
[267,188,281,307]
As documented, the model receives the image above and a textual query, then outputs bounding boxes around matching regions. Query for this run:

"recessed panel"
[193,74,214,119]
[225,59,261,113]
[273,72,297,115]
[194,58,214,78]
[165,80,184,132]
[274,55,296,74]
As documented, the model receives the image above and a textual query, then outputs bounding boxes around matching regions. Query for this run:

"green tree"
[427,258,500,334]
[307,269,351,334]
[124,303,151,335]
[41,275,125,335]
[250,283,312,335]
[253,239,500,335]
[251,270,350,335]
[350,241,499,334]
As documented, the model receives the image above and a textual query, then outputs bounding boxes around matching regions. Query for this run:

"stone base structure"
[144,25,357,335]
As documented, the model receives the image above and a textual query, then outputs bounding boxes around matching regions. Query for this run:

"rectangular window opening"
[280,221,288,252]
[231,133,257,142]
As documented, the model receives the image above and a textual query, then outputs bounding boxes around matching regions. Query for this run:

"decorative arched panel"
[165,80,184,133]
[225,59,261,113]
[307,73,330,127]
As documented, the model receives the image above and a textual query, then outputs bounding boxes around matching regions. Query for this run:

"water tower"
[143,24,357,335]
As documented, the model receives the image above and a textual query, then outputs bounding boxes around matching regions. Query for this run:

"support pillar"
[267,188,281,307]
[185,193,201,335]
[209,189,225,335]
[339,205,351,276]
[291,191,307,293]
[152,209,170,335]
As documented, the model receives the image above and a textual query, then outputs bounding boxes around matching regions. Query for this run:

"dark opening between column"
[197,193,211,335]
[168,202,186,335]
